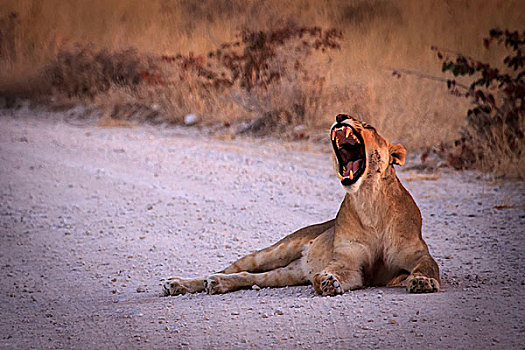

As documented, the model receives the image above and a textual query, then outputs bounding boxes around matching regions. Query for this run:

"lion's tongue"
[343,159,362,177]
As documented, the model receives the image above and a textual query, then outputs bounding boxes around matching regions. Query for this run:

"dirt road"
[1,109,524,349]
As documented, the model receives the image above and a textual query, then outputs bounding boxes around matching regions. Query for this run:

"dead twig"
[388,67,470,91]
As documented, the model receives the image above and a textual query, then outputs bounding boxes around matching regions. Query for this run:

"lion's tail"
[219,219,335,274]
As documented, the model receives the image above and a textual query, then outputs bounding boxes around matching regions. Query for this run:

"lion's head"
[330,114,406,193]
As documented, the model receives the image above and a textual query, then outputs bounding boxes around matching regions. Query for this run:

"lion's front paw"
[163,277,189,296]
[406,276,439,293]
[313,272,343,296]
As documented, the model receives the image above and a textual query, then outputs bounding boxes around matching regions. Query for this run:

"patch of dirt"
[0,109,524,348]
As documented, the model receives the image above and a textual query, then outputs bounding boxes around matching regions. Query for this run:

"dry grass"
[1,0,523,154]
[459,113,525,179]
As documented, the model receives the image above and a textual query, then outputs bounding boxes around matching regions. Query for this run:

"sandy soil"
[0,108,524,349]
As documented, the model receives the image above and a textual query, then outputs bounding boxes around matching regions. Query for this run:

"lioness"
[164,114,440,296]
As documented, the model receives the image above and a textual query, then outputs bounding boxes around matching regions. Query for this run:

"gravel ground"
[0,109,524,349]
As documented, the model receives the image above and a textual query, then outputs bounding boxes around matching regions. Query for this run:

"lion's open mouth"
[331,124,366,185]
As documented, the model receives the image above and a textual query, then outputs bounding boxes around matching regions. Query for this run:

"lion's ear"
[390,143,406,166]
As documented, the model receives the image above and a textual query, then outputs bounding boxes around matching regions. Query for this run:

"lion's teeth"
[346,128,351,138]
[349,170,354,180]
[337,173,343,180]
[331,129,336,140]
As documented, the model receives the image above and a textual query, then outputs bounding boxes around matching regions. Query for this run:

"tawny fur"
[164,115,440,296]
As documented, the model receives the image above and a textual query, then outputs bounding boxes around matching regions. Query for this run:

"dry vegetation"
[0,0,523,175]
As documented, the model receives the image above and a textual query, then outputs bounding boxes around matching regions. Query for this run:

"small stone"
[184,114,199,126]
[252,284,261,290]
[274,309,284,315]
[136,286,146,293]
[293,125,307,139]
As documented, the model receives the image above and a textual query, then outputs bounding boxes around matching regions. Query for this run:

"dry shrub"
[433,29,524,178]
[171,25,342,135]
[45,46,152,98]
[135,60,245,125]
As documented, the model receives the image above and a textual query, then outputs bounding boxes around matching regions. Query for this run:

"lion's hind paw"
[204,274,230,294]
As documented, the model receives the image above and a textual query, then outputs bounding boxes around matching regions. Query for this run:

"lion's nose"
[335,114,349,123]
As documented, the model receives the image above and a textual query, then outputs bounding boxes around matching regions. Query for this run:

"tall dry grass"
[1,0,523,152]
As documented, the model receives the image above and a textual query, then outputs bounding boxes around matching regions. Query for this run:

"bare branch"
[388,67,470,91]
